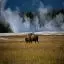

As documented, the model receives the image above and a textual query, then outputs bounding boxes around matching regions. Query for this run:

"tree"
[0,21,13,33]
[26,12,34,19]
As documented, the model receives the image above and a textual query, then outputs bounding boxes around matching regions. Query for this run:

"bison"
[25,33,39,43]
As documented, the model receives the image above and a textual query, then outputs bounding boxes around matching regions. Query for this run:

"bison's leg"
[35,39,39,43]
[28,39,30,43]
[28,40,30,43]
[25,40,28,43]
[25,38,28,43]
[36,37,39,43]
[37,41,39,43]
[26,40,29,43]
[30,39,32,43]
[33,39,36,43]
[34,39,36,43]
[29,38,32,43]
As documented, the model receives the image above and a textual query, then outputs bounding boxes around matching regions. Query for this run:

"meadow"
[0,35,64,64]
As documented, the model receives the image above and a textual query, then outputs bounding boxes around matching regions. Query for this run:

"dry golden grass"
[0,35,64,64]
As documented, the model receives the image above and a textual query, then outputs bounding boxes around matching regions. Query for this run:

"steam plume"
[0,0,64,33]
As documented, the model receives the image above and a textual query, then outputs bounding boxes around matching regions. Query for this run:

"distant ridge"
[0,31,64,36]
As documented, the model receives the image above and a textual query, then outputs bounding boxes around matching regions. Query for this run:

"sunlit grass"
[0,35,64,64]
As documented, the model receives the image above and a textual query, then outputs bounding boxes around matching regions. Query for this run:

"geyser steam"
[0,0,64,33]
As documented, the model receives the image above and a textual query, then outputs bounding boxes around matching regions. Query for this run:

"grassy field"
[0,35,64,64]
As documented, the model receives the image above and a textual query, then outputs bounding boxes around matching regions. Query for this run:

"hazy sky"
[5,0,64,11]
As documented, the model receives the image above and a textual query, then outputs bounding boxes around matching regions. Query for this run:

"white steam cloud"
[0,0,64,33]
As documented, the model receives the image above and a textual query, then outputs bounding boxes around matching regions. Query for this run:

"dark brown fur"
[25,33,39,43]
